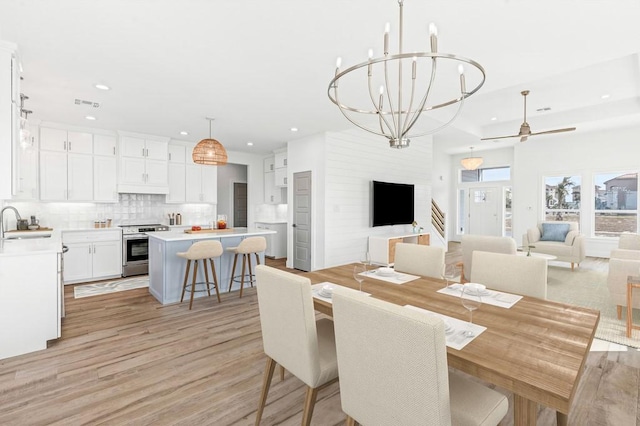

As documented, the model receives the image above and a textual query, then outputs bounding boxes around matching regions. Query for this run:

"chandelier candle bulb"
[412,57,417,78]
[368,49,374,59]
[459,65,466,93]
[429,23,438,52]
[384,23,390,54]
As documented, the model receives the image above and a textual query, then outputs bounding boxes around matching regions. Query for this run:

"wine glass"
[460,285,482,337]
[442,264,458,290]
[353,263,366,292]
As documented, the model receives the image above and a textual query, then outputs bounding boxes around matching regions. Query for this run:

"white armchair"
[522,221,585,271]
[608,235,640,320]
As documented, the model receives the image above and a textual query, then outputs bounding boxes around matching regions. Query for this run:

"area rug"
[73,277,149,298]
[546,261,640,349]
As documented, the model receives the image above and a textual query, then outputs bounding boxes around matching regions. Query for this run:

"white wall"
[513,124,640,257]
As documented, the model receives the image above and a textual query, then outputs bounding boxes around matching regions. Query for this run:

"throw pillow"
[540,223,571,242]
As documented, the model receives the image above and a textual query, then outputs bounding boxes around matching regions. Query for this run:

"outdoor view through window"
[594,172,638,236]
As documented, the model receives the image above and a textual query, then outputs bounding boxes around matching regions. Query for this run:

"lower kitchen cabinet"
[255,222,287,259]
[63,230,122,284]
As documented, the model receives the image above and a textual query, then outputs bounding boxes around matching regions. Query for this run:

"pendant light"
[192,118,228,166]
[461,146,483,170]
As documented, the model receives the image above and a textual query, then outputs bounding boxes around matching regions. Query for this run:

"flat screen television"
[371,180,415,227]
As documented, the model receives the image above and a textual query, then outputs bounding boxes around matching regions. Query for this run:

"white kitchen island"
[0,236,62,360]
[147,228,276,305]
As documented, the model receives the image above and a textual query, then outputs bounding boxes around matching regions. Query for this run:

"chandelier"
[461,147,483,170]
[192,118,228,166]
[328,0,485,149]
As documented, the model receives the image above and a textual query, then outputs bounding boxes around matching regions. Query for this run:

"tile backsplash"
[2,194,217,230]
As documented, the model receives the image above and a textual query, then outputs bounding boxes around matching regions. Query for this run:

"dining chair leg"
[203,258,212,297]
[279,365,285,381]
[189,260,198,310]
[210,259,221,303]
[180,260,191,303]
[301,385,319,426]
[228,253,239,292]
[345,416,357,426]
[239,254,247,298]
[255,357,276,426]
[557,411,568,426]
[617,305,623,320]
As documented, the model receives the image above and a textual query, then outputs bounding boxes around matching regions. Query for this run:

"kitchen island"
[0,236,62,360]
[147,228,276,305]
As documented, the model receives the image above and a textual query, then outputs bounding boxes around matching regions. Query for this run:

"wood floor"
[0,255,639,425]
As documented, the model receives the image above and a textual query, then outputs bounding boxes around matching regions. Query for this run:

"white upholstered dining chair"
[332,287,508,426]
[470,251,547,299]
[254,265,339,426]
[458,234,517,283]
[393,243,445,279]
[607,234,640,320]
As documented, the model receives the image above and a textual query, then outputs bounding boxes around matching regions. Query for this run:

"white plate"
[463,283,490,297]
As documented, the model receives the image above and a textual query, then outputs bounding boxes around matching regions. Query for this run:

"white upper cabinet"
[0,41,19,200]
[275,151,287,169]
[118,134,169,194]
[167,144,186,203]
[40,127,93,154]
[264,156,275,172]
[93,134,117,157]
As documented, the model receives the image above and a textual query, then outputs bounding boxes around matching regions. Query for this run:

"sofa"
[522,221,585,271]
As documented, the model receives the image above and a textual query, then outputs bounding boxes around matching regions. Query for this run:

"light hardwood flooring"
[0,254,638,425]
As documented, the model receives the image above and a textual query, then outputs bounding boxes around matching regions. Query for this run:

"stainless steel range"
[120,223,169,277]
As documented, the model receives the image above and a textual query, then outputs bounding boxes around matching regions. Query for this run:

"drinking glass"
[460,285,482,337]
[442,264,458,289]
[353,263,366,292]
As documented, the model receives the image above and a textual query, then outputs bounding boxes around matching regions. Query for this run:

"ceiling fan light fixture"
[192,118,228,166]
[461,147,483,170]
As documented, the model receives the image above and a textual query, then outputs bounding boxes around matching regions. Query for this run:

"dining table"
[303,263,600,426]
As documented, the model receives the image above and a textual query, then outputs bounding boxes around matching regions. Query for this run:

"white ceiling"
[2,0,640,155]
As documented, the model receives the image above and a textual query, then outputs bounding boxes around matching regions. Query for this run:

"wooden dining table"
[303,263,600,426]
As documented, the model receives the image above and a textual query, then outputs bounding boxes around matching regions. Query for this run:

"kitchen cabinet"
[167,144,186,203]
[274,151,287,169]
[0,41,19,200]
[264,156,275,172]
[118,134,169,194]
[275,167,287,187]
[186,163,217,203]
[40,150,93,201]
[368,232,430,266]
[264,170,284,204]
[40,127,93,154]
[255,222,287,259]
[0,246,60,360]
[93,155,118,202]
[62,230,122,284]
[274,150,287,187]
[93,134,117,156]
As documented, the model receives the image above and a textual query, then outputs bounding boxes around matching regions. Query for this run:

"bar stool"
[227,236,267,298]
[177,240,223,309]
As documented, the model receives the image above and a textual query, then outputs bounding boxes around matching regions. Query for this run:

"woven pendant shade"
[193,118,228,165]
[192,138,228,165]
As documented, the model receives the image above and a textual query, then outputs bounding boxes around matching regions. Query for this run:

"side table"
[626,276,640,338]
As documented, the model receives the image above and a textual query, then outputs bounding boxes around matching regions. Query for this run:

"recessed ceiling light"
[601,94,610,99]
[85,115,96,120]
[95,84,110,91]
[290,127,298,132]
[247,142,254,146]
[180,131,188,136]
[490,117,497,121]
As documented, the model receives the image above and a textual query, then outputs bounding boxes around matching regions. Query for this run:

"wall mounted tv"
[371,180,415,227]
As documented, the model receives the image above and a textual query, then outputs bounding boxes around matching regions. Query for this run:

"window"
[594,172,638,237]
[461,166,510,183]
[544,176,581,223]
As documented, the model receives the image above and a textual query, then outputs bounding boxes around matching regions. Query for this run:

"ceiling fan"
[481,90,576,142]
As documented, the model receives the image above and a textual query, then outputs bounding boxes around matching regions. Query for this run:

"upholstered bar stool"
[177,240,223,310]
[227,236,267,298]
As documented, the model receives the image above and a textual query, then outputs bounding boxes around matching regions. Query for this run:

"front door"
[468,187,501,236]
[293,171,312,271]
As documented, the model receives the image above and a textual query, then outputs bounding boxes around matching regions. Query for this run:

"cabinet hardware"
[284,158,287,166]
[284,177,287,184]
[142,148,145,157]
[113,147,116,155]
[69,141,72,151]
[64,141,67,150]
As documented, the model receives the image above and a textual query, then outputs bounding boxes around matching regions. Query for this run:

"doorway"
[468,187,501,236]
[293,171,312,271]
[233,182,247,227]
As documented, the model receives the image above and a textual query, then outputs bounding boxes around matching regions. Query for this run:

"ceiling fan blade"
[530,127,576,136]
[480,134,521,141]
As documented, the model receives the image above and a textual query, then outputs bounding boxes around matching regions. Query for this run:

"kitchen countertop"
[255,221,288,224]
[0,234,62,256]
[147,228,276,242]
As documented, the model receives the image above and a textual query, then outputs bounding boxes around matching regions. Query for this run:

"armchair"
[522,221,585,271]
[607,234,640,320]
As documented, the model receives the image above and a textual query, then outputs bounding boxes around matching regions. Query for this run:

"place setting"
[360,265,421,285]
[437,267,522,309]
[312,264,372,303]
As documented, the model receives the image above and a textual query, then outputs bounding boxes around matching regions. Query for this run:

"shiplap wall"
[322,129,433,268]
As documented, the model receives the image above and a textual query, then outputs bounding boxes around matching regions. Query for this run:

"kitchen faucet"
[0,206,22,239]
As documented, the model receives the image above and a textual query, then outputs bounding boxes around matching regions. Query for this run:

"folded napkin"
[404,305,486,350]
[360,269,420,285]
[311,282,370,303]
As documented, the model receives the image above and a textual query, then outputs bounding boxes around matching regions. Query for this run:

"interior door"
[293,171,311,271]
[233,182,247,227]
[468,187,501,236]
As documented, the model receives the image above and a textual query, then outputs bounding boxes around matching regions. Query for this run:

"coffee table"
[516,251,558,261]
